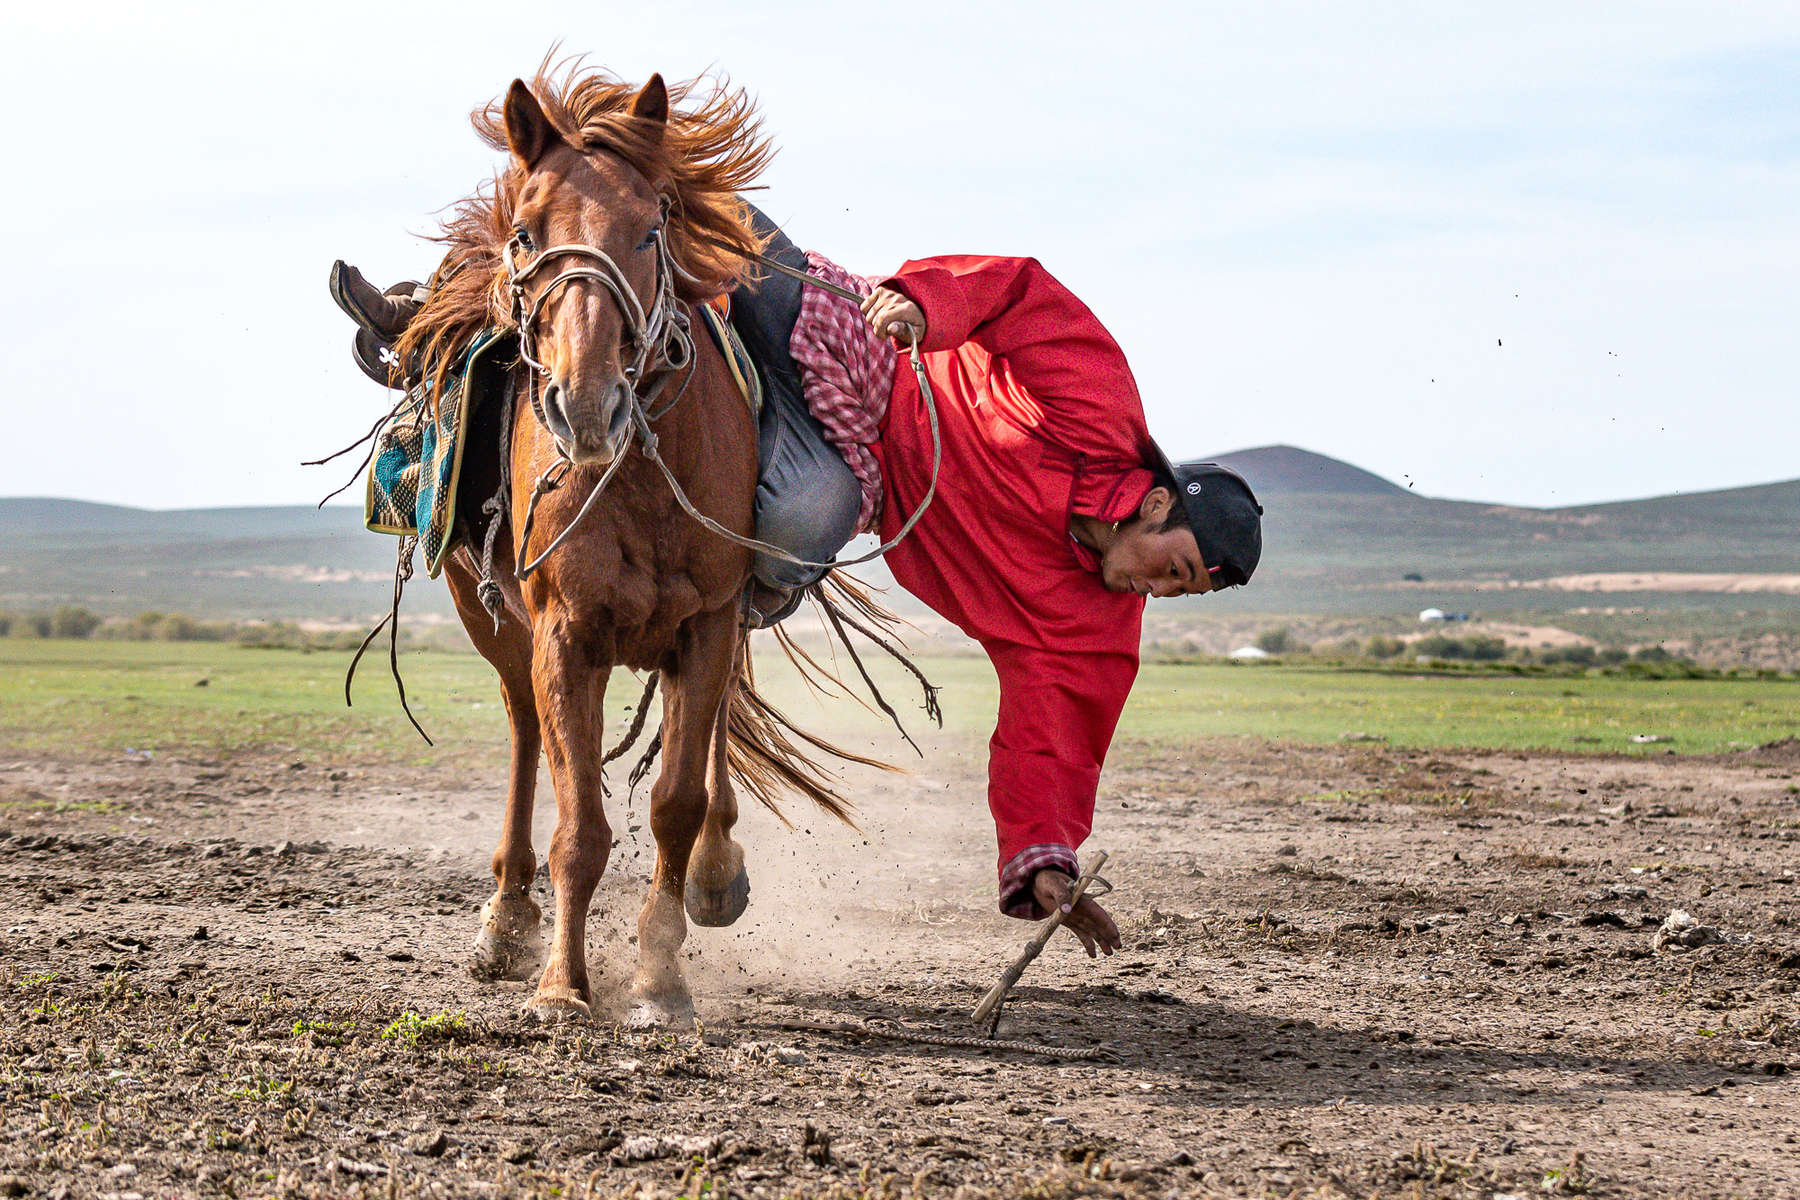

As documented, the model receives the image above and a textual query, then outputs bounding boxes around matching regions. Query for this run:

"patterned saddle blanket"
[364,303,761,577]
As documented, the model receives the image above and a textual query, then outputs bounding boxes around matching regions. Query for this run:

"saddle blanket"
[364,302,760,577]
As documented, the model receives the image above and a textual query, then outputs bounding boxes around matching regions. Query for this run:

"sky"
[3,1,1797,510]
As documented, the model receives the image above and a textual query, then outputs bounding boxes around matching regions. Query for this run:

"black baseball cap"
[1148,444,1264,589]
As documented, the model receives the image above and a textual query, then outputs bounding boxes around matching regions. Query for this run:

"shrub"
[1597,647,1629,666]
[0,612,11,637]
[1539,645,1597,667]
[1414,634,1508,661]
[25,613,53,638]
[1632,645,1672,663]
[157,613,230,642]
[49,607,101,638]
[1364,634,1406,659]
[1254,628,1292,654]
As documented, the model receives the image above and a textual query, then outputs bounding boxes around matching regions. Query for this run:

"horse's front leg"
[631,603,737,1026]
[472,680,545,979]
[525,623,613,1020]
[444,554,544,981]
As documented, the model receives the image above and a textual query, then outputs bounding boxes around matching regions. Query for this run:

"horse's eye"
[513,225,536,252]
[638,226,661,251]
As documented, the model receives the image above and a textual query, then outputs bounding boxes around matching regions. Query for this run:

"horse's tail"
[726,569,941,827]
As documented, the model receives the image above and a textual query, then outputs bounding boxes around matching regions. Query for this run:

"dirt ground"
[4,733,1800,1199]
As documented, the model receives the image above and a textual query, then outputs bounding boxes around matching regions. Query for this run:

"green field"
[0,640,1793,765]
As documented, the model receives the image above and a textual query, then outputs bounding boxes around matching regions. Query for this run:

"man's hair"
[1145,468,1186,534]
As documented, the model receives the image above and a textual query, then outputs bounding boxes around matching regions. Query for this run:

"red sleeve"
[880,256,1155,519]
[983,638,1138,917]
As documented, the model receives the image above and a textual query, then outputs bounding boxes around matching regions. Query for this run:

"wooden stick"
[971,850,1109,1034]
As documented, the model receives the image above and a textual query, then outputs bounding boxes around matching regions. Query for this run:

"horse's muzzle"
[544,377,634,465]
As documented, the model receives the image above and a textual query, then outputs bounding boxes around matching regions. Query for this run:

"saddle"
[362,303,760,578]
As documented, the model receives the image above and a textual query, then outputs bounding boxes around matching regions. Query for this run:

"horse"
[395,63,867,1024]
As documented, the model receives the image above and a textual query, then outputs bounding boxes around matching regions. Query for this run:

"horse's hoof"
[684,864,751,928]
[470,923,546,982]
[521,988,591,1023]
[470,892,544,981]
[626,996,695,1030]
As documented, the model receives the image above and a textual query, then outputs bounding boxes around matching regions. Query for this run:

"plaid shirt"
[787,253,894,533]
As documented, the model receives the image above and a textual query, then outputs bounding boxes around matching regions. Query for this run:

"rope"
[765,1018,1107,1061]
[515,436,631,580]
[817,596,922,756]
[602,672,660,785]
[814,597,943,726]
[475,383,515,632]
[343,535,432,744]
[635,325,939,572]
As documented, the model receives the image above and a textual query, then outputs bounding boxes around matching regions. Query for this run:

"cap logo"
[1186,482,1203,495]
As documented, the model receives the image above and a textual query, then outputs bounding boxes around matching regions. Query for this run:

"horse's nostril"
[541,381,575,444]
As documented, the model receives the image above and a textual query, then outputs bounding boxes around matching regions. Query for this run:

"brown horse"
[398,64,861,1023]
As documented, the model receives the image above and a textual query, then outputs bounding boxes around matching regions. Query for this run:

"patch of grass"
[1,640,1795,765]
[380,1009,469,1048]
[222,1071,295,1104]
[290,1017,354,1046]
[1542,1151,1598,1194]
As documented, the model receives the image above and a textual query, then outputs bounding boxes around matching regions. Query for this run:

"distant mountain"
[2,451,1796,620]
[1203,445,1413,498]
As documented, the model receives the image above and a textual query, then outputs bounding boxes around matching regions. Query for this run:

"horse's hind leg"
[686,639,750,927]
[444,556,544,981]
[632,604,736,1026]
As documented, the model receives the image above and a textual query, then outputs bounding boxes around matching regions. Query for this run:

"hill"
[1204,444,1413,498]
[0,498,407,622]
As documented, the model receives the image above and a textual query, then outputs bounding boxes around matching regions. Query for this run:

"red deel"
[871,256,1155,915]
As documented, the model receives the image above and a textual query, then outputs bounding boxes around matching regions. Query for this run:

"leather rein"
[502,208,940,584]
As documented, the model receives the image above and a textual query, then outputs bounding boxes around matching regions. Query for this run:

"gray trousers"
[729,207,862,599]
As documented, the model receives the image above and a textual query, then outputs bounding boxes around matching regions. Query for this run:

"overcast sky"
[4,1,1796,510]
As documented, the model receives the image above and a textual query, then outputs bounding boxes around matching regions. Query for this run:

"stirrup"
[745,581,803,630]
[351,329,402,389]
[329,260,423,340]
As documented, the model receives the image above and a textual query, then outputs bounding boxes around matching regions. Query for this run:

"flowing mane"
[395,56,774,403]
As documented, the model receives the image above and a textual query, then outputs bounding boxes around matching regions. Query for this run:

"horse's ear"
[629,73,669,135]
[504,79,558,169]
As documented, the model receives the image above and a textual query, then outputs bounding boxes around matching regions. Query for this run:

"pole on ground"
[971,849,1109,1037]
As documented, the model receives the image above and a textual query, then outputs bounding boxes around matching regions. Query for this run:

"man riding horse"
[333,181,1261,961]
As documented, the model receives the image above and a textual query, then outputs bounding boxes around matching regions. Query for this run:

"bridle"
[501,196,706,579]
[503,194,696,450]
[493,191,940,590]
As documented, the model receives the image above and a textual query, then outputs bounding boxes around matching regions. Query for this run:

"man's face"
[1098,487,1216,599]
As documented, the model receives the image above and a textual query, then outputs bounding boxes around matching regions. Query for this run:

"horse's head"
[502,76,678,466]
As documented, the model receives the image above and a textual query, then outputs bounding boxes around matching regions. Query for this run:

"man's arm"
[874,256,1155,517]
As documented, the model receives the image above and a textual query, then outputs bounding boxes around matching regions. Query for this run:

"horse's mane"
[395,56,773,404]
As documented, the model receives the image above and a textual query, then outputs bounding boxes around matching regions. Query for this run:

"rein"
[502,216,941,584]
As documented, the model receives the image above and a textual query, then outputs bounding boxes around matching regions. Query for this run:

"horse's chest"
[541,517,740,666]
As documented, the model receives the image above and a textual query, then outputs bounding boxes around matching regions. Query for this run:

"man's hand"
[861,286,926,344]
[1031,868,1121,958]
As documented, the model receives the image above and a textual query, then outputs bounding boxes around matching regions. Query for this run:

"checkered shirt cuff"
[998,843,1080,920]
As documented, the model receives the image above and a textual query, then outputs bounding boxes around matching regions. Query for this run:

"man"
[331,210,1262,957]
